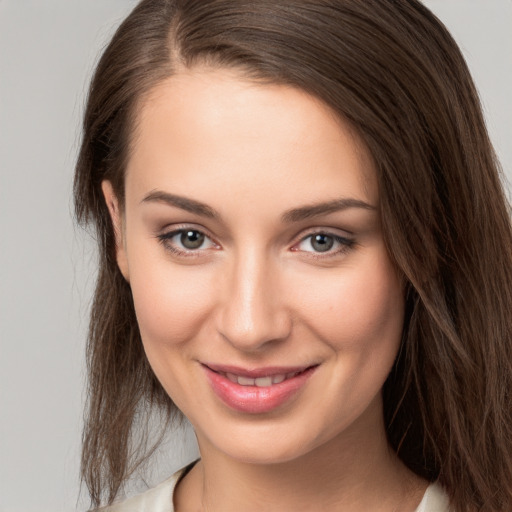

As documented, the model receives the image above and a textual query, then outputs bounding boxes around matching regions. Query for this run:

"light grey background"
[0,1,510,511]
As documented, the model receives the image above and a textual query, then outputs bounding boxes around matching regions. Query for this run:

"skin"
[102,67,427,511]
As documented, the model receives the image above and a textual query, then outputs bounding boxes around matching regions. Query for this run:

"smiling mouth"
[203,364,319,413]
[204,364,317,388]
[217,370,308,387]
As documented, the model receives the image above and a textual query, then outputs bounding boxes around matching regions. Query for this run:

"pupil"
[312,234,334,252]
[181,230,204,249]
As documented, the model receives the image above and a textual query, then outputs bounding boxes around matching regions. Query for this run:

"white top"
[96,464,451,512]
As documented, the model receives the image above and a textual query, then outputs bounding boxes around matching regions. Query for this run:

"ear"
[101,180,130,281]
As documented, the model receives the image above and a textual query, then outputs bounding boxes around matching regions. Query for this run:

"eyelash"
[156,226,219,259]
[156,227,355,260]
[292,231,355,259]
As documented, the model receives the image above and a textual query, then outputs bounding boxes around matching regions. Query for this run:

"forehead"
[126,67,378,212]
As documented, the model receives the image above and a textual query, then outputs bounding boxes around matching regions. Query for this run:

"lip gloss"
[202,365,317,414]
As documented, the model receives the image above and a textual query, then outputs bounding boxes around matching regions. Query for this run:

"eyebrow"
[141,190,376,223]
[281,198,376,223]
[142,190,219,219]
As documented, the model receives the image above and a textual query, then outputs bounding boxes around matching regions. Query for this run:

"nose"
[215,248,292,352]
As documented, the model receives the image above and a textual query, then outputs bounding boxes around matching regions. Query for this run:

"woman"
[75,1,512,511]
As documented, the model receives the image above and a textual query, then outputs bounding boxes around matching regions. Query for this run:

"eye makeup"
[156,225,356,261]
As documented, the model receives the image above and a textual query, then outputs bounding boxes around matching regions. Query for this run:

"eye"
[157,228,218,255]
[293,232,355,257]
[177,230,207,249]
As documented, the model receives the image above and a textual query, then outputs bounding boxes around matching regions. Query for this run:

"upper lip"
[203,363,317,378]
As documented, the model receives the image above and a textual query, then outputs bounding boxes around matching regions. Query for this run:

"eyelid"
[155,224,355,259]
[290,228,356,258]
[156,224,220,257]
[156,223,217,241]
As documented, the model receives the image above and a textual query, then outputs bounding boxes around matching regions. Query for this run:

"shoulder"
[415,482,451,512]
[93,473,181,512]
[92,462,197,512]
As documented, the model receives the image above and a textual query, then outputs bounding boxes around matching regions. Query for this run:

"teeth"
[255,376,272,387]
[272,374,285,384]
[238,376,256,386]
[222,372,301,387]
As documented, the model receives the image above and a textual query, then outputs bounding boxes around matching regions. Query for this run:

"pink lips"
[202,363,318,414]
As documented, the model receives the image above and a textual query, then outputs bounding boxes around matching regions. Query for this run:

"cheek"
[294,253,404,354]
[128,252,216,347]
[127,256,218,404]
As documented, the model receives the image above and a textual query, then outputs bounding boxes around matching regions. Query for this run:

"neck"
[174,400,427,512]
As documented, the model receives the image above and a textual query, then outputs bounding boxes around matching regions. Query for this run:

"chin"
[194,412,341,467]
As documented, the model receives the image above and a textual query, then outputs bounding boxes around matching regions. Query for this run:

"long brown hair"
[74,1,512,510]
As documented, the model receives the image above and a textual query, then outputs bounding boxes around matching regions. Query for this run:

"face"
[103,68,404,465]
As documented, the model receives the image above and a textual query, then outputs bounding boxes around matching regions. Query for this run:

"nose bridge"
[217,245,290,351]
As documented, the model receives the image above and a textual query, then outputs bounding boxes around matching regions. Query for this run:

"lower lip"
[203,365,317,414]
